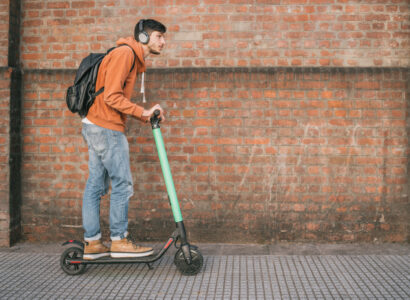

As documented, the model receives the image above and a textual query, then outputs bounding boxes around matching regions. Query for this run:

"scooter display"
[60,110,203,276]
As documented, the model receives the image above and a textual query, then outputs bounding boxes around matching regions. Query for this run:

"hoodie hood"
[116,36,146,73]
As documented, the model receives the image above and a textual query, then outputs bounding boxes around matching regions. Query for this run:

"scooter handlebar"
[150,109,162,129]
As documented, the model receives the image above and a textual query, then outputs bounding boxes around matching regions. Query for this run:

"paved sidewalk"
[0,243,409,299]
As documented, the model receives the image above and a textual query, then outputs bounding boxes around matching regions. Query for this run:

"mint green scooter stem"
[152,121,183,223]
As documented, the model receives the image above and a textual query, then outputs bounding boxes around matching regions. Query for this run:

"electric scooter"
[60,110,203,276]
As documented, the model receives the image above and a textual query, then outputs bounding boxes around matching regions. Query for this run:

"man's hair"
[134,19,166,41]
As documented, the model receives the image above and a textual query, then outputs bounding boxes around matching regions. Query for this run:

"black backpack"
[66,44,136,117]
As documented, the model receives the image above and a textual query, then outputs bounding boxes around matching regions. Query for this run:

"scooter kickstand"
[146,263,153,270]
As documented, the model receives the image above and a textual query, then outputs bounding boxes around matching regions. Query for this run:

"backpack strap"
[117,44,137,73]
[94,44,137,98]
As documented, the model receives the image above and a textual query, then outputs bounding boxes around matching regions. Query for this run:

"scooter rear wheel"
[60,246,87,275]
[174,247,203,276]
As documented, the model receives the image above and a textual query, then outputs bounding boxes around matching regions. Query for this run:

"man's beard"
[149,48,161,55]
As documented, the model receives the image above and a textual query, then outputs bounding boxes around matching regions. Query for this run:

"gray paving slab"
[0,243,409,299]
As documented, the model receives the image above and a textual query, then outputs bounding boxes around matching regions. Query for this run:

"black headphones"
[137,19,149,44]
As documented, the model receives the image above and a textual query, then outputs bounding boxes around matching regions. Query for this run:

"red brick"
[71,1,95,8]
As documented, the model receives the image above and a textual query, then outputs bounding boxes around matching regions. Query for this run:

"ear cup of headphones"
[138,31,149,44]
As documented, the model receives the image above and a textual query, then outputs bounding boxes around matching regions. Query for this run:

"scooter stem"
[151,110,183,223]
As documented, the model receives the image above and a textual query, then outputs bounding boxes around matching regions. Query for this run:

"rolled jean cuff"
[111,231,128,241]
[84,232,101,241]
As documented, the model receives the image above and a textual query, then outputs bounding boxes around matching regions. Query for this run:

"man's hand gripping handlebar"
[142,104,165,123]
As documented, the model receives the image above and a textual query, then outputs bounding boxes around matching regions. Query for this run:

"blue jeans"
[82,123,133,241]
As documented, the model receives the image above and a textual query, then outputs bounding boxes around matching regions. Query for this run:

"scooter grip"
[150,109,162,128]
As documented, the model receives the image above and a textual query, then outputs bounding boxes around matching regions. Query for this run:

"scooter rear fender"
[62,240,84,248]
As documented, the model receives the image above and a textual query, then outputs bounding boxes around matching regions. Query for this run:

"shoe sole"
[110,250,154,258]
[83,252,111,260]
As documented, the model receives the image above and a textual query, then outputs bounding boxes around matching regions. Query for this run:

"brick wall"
[0,1,10,246]
[0,68,10,247]
[0,0,409,244]
[21,67,409,243]
[21,0,409,68]
[0,0,9,67]
[0,0,10,247]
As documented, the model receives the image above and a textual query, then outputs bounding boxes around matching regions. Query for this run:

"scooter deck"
[68,252,161,264]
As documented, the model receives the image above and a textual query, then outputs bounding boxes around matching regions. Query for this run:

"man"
[81,19,166,260]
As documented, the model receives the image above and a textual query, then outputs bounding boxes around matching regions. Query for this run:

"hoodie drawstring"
[140,72,146,103]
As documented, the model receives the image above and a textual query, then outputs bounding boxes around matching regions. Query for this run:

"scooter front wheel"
[174,247,203,276]
[60,246,87,275]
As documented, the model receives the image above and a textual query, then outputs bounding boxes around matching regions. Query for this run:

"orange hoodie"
[86,37,147,132]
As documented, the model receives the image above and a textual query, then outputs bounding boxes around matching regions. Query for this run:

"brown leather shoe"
[83,240,110,260]
[110,238,154,258]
